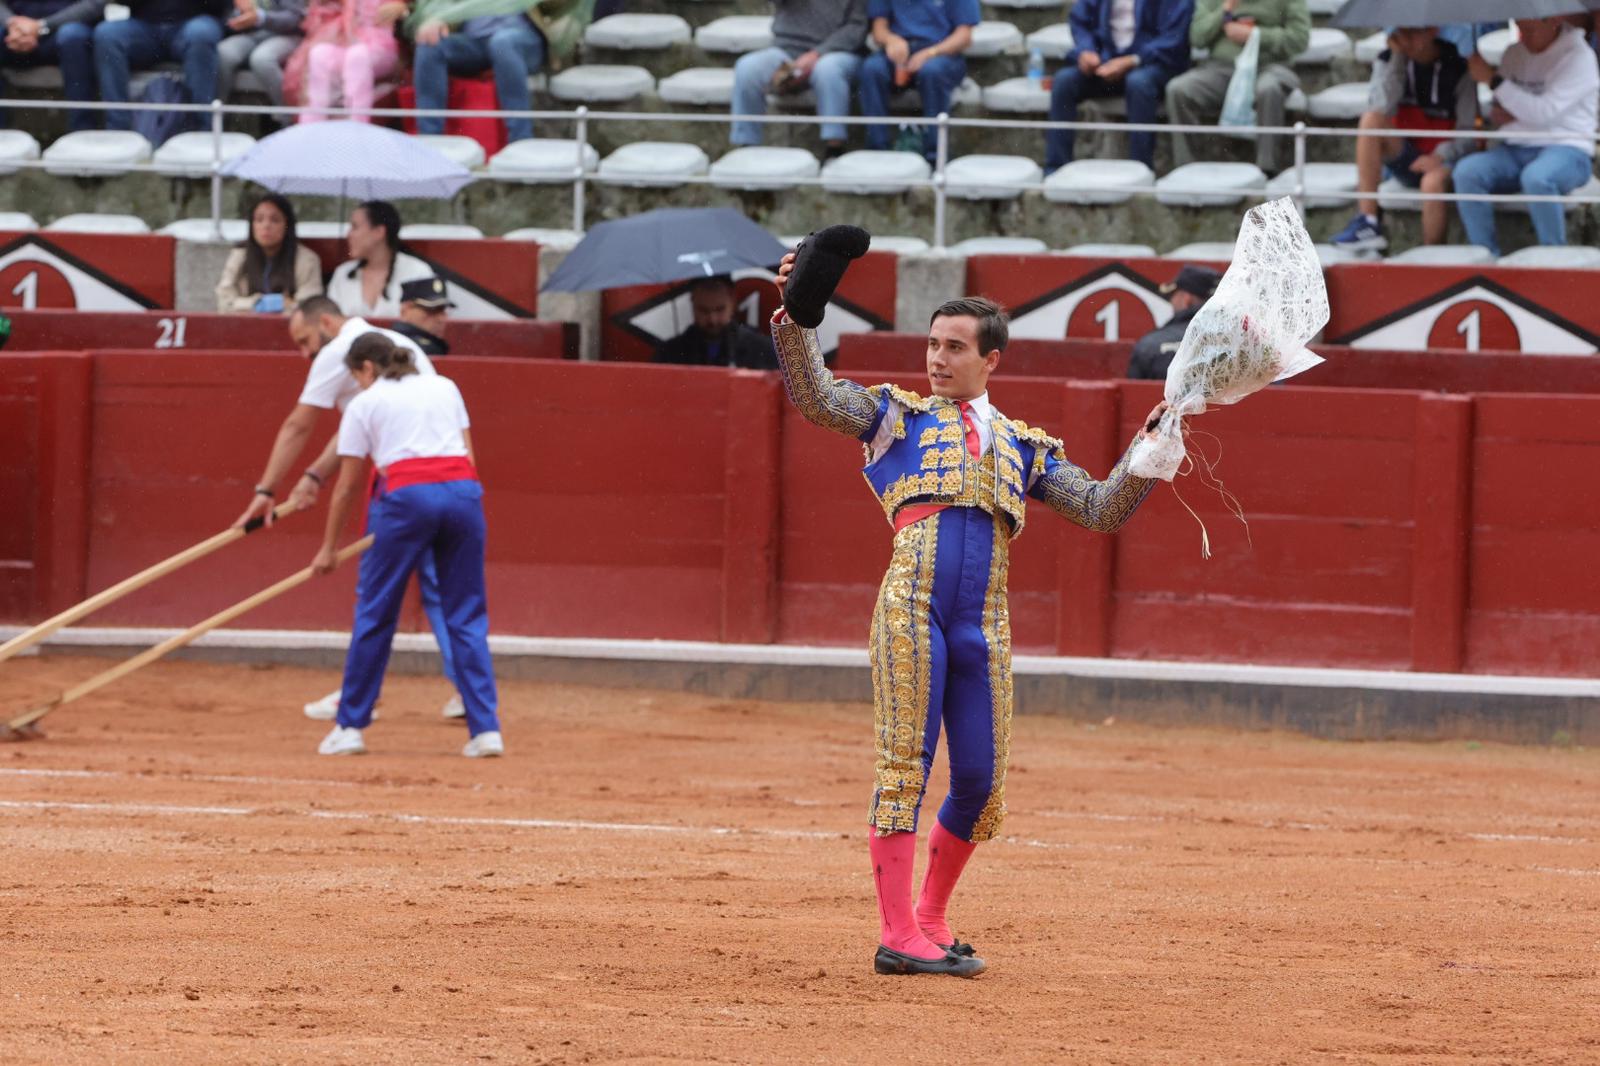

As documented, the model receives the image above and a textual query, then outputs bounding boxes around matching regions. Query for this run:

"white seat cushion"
[598,141,710,186]
[502,227,583,249]
[487,138,601,183]
[0,210,37,231]
[1266,162,1358,210]
[1375,175,1419,212]
[1065,242,1157,257]
[45,213,151,234]
[1044,159,1156,205]
[1497,245,1600,269]
[820,149,930,195]
[981,77,1049,114]
[548,65,654,103]
[1307,82,1370,121]
[709,146,819,190]
[694,15,774,53]
[296,221,349,238]
[1157,162,1266,206]
[42,130,152,177]
[1296,26,1354,65]
[867,235,931,254]
[159,217,247,241]
[952,236,1048,254]
[1388,245,1495,266]
[583,13,691,49]
[1164,241,1235,261]
[967,21,1024,58]
[1313,243,1357,266]
[944,154,1041,200]
[659,67,737,106]
[398,224,485,239]
[1354,31,1386,65]
[1476,28,1513,67]
[1025,23,1075,59]
[413,134,487,170]
[0,129,40,177]
[152,131,256,178]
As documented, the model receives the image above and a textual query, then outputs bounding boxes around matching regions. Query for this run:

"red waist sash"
[383,455,478,491]
[894,502,948,532]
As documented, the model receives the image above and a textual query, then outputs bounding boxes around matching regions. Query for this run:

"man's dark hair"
[294,294,343,323]
[689,274,736,297]
[930,296,1008,354]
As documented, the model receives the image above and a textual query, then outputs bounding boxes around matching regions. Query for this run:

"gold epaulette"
[998,416,1065,455]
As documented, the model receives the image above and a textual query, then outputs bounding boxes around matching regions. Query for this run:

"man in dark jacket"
[1126,264,1220,380]
[1046,0,1193,171]
[392,276,452,357]
[0,0,99,130]
[653,275,778,370]
[93,0,227,130]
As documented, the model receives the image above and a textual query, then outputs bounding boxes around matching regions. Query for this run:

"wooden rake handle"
[5,535,374,736]
[0,502,297,666]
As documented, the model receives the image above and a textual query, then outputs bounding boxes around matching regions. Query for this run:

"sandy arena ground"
[1,655,1598,1064]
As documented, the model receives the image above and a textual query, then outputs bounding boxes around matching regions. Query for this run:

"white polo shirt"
[337,374,472,470]
[298,316,435,412]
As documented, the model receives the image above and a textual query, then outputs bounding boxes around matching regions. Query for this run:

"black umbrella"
[541,207,790,292]
[1333,0,1597,27]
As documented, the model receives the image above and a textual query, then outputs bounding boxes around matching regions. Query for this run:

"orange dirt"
[1,655,1597,1064]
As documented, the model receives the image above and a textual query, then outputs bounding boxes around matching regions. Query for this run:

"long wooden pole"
[0,503,296,666]
[4,535,373,737]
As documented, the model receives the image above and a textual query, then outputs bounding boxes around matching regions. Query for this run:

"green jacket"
[1190,0,1310,68]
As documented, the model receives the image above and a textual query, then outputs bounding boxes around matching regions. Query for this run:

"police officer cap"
[400,276,455,309]
[1159,265,1222,300]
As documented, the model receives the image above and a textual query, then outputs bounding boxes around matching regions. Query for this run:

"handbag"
[1218,26,1260,138]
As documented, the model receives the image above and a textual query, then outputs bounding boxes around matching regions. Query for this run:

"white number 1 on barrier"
[11,270,37,309]
[155,317,187,349]
[1454,308,1480,353]
[1094,299,1121,341]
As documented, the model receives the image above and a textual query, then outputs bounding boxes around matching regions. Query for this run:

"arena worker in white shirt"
[311,332,502,759]
[323,200,435,318]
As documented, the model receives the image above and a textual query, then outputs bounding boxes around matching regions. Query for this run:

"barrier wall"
[5,351,1598,676]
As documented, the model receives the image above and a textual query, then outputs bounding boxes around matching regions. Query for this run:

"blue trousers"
[731,46,862,145]
[869,506,1011,843]
[1452,143,1593,256]
[858,48,965,160]
[338,480,499,737]
[413,22,544,143]
[0,24,95,131]
[1046,61,1174,170]
[93,15,223,130]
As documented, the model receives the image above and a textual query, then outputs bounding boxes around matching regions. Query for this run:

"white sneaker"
[318,726,366,756]
[303,690,340,720]
[440,695,466,719]
[462,731,504,758]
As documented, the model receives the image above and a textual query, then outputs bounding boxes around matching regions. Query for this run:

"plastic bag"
[1218,26,1260,134]
[1129,196,1329,482]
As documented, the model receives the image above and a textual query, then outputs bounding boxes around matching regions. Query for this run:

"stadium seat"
[151,131,256,178]
[1388,245,1495,265]
[0,129,40,176]
[0,210,36,230]
[1476,28,1513,66]
[1306,82,1369,121]
[981,77,1049,113]
[548,65,655,103]
[297,221,350,238]
[709,146,819,190]
[42,130,152,177]
[693,15,774,53]
[1043,158,1154,204]
[1025,23,1075,59]
[1354,31,1386,64]
[951,235,1048,254]
[1164,241,1235,261]
[944,154,1041,199]
[1065,242,1157,257]
[820,149,930,195]
[1154,162,1265,207]
[398,224,485,239]
[1266,162,1358,210]
[1313,243,1357,266]
[890,77,982,114]
[502,227,583,249]
[1375,175,1418,212]
[598,141,711,186]
[1495,173,1600,213]
[868,235,931,254]
[1497,246,1600,269]
[1295,27,1354,65]
[159,217,248,241]
[44,213,151,234]
[413,134,487,170]
[659,68,737,106]
[967,21,1024,57]
[583,13,692,49]
[487,139,600,183]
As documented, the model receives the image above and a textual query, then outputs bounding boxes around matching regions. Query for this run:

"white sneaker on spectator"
[462,731,504,758]
[441,695,466,719]
[304,691,377,722]
[318,726,366,756]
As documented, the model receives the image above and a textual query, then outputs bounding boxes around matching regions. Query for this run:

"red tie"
[958,401,982,460]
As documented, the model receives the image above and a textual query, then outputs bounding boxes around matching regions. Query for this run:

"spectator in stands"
[1454,17,1599,256]
[1044,0,1193,172]
[392,275,452,355]
[1126,264,1218,379]
[653,275,777,369]
[858,0,976,161]
[729,0,867,159]
[326,200,435,318]
[93,0,226,130]
[1166,0,1309,173]
[1330,27,1476,254]
[0,0,98,132]
[216,0,302,115]
[408,5,546,145]
[216,192,324,313]
[286,0,400,122]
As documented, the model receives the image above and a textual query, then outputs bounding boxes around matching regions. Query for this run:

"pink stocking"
[869,831,944,959]
[299,42,341,123]
[915,820,978,947]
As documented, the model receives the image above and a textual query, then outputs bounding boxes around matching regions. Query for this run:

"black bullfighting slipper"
[873,944,986,978]
[785,224,871,329]
[940,940,978,958]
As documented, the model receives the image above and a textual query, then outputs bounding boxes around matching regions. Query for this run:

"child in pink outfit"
[292,0,401,122]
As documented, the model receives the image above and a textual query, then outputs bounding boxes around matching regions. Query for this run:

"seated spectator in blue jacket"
[1046,0,1192,172]
[0,0,99,131]
[858,0,976,161]
[94,0,225,130]
[731,0,866,159]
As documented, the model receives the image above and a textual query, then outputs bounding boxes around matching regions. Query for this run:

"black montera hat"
[400,276,454,309]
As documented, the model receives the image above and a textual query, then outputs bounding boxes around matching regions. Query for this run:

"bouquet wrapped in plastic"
[1129,196,1330,481]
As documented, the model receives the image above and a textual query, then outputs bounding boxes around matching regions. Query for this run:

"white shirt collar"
[962,392,993,423]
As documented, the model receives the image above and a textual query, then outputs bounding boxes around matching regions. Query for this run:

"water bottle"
[1026,47,1045,90]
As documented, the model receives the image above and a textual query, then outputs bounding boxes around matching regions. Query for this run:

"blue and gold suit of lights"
[773,315,1156,842]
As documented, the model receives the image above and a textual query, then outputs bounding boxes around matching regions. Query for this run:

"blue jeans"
[1452,143,1594,255]
[1,23,95,131]
[731,46,861,145]
[858,48,965,160]
[93,15,223,130]
[413,22,544,143]
[1046,61,1174,170]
